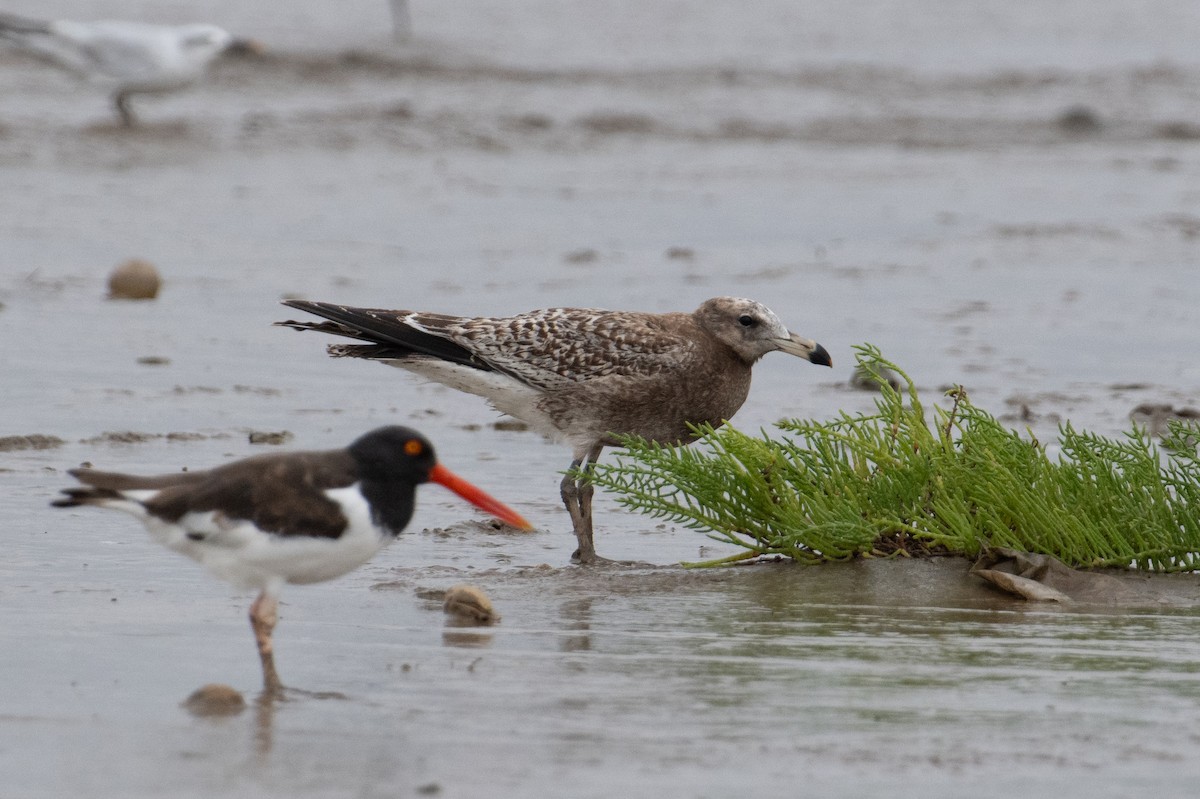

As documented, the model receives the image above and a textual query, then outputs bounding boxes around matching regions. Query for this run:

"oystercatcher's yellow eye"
[404,439,424,456]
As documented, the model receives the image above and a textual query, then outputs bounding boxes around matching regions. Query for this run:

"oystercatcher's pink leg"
[249,591,283,695]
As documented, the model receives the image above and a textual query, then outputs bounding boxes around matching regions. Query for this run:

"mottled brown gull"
[278,297,832,565]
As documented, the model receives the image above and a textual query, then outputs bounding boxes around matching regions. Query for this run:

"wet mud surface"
[4,1,1200,796]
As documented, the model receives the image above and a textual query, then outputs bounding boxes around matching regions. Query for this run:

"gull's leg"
[249,591,283,696]
[389,0,412,41]
[570,444,606,565]
[113,91,135,126]
[560,455,586,552]
[577,443,604,557]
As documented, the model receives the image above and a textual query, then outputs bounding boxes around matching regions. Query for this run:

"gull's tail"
[0,13,61,65]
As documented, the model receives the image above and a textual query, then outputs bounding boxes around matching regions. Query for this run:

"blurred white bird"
[0,12,260,125]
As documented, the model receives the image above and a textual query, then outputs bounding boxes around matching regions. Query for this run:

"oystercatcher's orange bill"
[428,463,534,530]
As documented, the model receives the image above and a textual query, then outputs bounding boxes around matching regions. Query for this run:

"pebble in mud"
[0,434,65,452]
[182,684,246,717]
[443,585,498,625]
[848,364,901,392]
[107,258,162,300]
[1130,403,1200,437]
[1057,105,1102,135]
[248,430,293,445]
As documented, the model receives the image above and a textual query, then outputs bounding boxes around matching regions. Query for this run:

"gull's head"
[178,25,264,63]
[179,24,233,57]
[695,297,832,367]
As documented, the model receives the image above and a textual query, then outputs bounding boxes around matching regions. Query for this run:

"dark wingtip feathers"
[275,299,331,331]
[275,299,491,372]
[51,486,119,508]
[278,298,338,318]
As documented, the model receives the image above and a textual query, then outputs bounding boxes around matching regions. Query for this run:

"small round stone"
[182,683,246,717]
[108,258,162,300]
[443,584,497,624]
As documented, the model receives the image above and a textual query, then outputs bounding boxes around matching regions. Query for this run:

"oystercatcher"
[51,425,531,694]
[278,297,831,564]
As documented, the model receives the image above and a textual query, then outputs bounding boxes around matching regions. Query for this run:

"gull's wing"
[433,307,700,389]
[0,16,174,82]
[43,21,170,82]
[280,300,700,391]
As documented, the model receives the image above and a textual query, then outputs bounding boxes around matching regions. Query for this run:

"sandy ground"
[3,1,1200,797]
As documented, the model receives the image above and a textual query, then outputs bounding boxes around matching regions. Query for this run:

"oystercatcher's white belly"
[144,485,389,590]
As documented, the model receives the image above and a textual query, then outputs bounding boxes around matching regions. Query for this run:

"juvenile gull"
[51,426,531,695]
[0,12,259,125]
[279,298,832,565]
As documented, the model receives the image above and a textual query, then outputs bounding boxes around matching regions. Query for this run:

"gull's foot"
[256,685,349,703]
[569,549,655,568]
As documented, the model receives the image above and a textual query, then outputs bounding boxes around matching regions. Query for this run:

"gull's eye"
[738,314,757,327]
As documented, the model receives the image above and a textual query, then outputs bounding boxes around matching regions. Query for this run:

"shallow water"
[3,1,1200,796]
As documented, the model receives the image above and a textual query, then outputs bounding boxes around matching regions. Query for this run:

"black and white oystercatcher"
[51,426,531,694]
[278,298,832,564]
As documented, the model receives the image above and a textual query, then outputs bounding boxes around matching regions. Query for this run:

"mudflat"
[3,1,1200,796]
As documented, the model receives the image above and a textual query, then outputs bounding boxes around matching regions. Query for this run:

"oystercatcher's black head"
[348,426,439,485]
[349,426,533,533]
